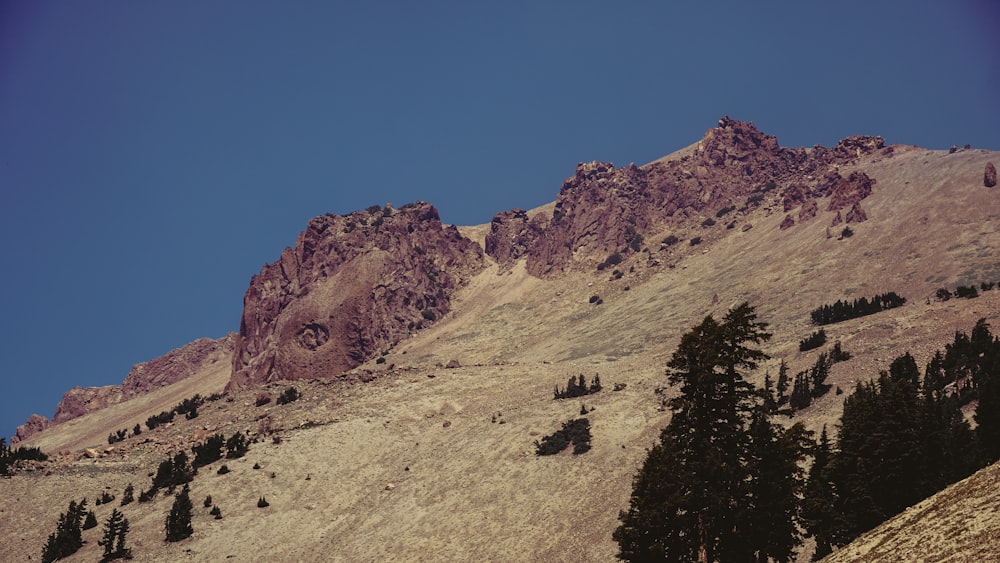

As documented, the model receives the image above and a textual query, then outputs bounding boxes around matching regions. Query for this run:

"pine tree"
[121,483,134,506]
[801,426,842,560]
[165,484,194,542]
[615,303,807,562]
[99,508,131,560]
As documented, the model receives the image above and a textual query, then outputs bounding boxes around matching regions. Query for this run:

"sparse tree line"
[553,373,602,399]
[0,437,47,475]
[614,306,1000,562]
[41,498,131,562]
[935,280,997,301]
[810,291,906,326]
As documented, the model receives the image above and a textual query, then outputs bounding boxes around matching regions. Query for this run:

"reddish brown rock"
[52,385,124,424]
[484,209,546,269]
[798,199,818,223]
[11,414,50,444]
[845,202,868,223]
[228,202,485,390]
[779,215,795,230]
[827,172,876,212]
[782,183,809,212]
[122,335,234,399]
[986,162,997,187]
[520,118,885,276]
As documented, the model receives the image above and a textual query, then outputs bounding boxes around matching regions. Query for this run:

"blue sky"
[1,1,998,439]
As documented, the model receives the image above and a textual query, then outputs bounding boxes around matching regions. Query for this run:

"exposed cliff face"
[52,385,124,424]
[486,117,886,276]
[228,202,485,390]
[121,335,234,399]
[11,414,51,444]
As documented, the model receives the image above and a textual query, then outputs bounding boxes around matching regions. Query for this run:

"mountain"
[3,119,999,562]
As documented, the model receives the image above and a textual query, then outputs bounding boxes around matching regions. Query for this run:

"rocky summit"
[6,118,1000,563]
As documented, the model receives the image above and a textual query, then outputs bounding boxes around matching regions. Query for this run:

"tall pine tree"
[615,303,808,562]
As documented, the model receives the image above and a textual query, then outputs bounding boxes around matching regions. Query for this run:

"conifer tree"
[99,508,131,560]
[615,303,807,562]
[165,484,194,542]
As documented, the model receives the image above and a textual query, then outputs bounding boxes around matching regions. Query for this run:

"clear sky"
[1,1,998,439]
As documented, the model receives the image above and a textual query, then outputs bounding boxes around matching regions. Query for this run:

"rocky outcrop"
[799,199,818,223]
[845,202,868,224]
[228,202,485,390]
[986,162,997,188]
[15,334,235,435]
[11,414,50,444]
[52,385,124,424]
[483,209,546,270]
[827,172,876,212]
[780,215,795,230]
[504,118,884,276]
[122,335,234,399]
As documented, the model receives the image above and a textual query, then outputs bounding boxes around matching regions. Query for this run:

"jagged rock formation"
[483,209,546,271]
[228,202,485,390]
[486,117,885,275]
[11,414,51,444]
[987,162,997,187]
[52,385,124,424]
[15,335,234,434]
[121,335,234,399]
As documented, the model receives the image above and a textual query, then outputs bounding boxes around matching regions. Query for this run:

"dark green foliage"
[108,427,128,444]
[83,510,99,530]
[151,451,195,492]
[936,287,952,301]
[145,410,175,430]
[204,495,213,508]
[615,303,810,562]
[257,496,270,508]
[98,508,131,561]
[799,329,827,351]
[689,236,702,246]
[210,505,222,519]
[174,395,203,417]
[954,285,979,299]
[598,252,623,271]
[133,423,141,436]
[0,438,48,475]
[830,341,851,363]
[534,418,592,455]
[808,339,990,552]
[981,281,996,291]
[217,465,230,475]
[840,226,854,238]
[789,372,812,410]
[809,292,906,325]
[701,217,716,227]
[41,498,87,562]
[138,488,154,503]
[121,483,134,506]
[276,386,300,405]
[192,434,225,467]
[776,360,790,405]
[661,234,679,247]
[226,431,249,459]
[165,485,194,542]
[553,373,602,399]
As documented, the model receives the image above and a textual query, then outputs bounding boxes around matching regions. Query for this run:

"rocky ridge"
[485,117,885,276]
[227,202,485,390]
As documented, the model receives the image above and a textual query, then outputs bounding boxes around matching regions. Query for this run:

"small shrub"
[83,510,98,530]
[662,235,679,247]
[210,505,222,519]
[799,329,827,352]
[217,465,230,475]
[257,496,270,508]
[840,226,854,238]
[535,418,592,456]
[204,495,213,508]
[689,237,702,246]
[276,386,300,405]
[715,205,736,218]
[589,295,601,304]
[701,217,716,227]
